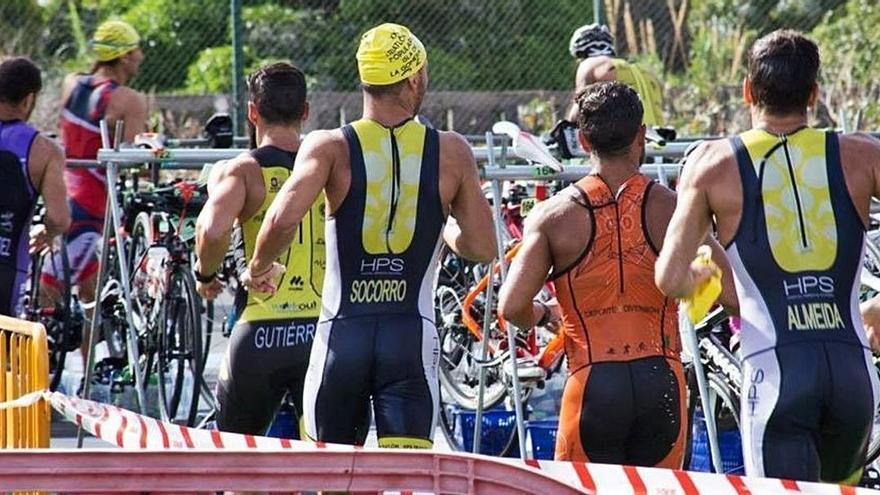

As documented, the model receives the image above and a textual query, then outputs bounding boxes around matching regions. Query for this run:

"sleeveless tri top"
[60,75,119,216]
[726,127,868,358]
[321,118,444,321]
[234,145,325,322]
[0,120,39,314]
[552,174,679,372]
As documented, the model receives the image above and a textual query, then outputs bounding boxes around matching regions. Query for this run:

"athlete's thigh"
[371,315,438,447]
[215,320,292,434]
[556,366,591,461]
[742,345,822,481]
[303,318,373,445]
[818,343,878,483]
[627,356,686,468]
[574,362,634,464]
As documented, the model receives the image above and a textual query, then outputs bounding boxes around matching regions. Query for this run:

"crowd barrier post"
[0,315,49,448]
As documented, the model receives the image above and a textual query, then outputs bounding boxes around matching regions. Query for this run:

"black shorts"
[742,341,879,482]
[215,317,316,436]
[556,356,686,466]
[303,314,439,447]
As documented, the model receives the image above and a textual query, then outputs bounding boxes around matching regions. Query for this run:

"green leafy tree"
[121,0,229,92]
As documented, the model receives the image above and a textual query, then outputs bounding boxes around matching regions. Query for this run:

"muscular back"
[536,177,676,274]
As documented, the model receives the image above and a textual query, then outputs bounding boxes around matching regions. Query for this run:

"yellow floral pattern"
[352,119,425,255]
[741,128,837,272]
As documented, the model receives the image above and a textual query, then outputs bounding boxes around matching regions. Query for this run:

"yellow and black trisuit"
[216,145,325,436]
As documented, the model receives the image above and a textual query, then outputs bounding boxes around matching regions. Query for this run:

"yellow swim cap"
[356,23,426,86]
[91,20,140,62]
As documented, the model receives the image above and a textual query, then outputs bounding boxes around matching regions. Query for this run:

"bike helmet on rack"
[569,23,616,59]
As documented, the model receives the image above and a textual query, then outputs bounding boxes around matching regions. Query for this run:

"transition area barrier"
[0,390,870,494]
[0,315,49,449]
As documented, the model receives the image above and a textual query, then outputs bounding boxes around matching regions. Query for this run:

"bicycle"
[125,179,207,425]
[20,208,85,392]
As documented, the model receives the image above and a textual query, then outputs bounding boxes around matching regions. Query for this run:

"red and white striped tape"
[42,391,879,495]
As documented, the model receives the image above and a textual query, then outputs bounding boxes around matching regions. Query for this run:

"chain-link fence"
[1,0,878,138]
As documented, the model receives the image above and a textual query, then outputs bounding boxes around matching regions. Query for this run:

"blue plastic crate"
[451,407,519,457]
[266,407,299,440]
[690,409,744,474]
[526,418,558,460]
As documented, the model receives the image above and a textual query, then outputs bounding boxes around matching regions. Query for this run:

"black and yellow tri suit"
[303,118,444,448]
[726,127,879,482]
[215,145,325,436]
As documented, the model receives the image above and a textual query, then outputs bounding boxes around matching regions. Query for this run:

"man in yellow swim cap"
[44,19,147,372]
[244,22,495,448]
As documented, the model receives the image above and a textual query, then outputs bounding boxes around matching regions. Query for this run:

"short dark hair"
[247,62,307,124]
[361,79,408,98]
[0,57,42,105]
[747,30,819,115]
[575,81,643,156]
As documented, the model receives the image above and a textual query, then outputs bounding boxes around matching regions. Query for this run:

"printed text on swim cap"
[387,32,421,80]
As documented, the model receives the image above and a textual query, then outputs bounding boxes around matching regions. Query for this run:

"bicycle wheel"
[436,283,508,411]
[25,237,82,392]
[156,268,202,425]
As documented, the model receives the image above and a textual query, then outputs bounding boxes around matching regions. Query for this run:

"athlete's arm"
[31,135,70,238]
[195,158,247,278]
[860,295,880,353]
[249,130,333,277]
[106,87,148,141]
[655,141,721,298]
[441,132,496,263]
[498,203,555,330]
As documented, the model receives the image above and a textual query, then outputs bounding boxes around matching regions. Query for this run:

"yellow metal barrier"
[0,315,49,448]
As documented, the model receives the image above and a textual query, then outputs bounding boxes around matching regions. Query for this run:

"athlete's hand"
[242,262,286,295]
[29,224,52,255]
[860,295,880,353]
[196,278,224,301]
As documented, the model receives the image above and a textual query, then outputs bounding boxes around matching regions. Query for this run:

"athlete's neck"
[256,124,301,152]
[0,96,33,122]
[0,103,28,122]
[362,94,416,128]
[592,157,641,193]
[751,107,809,136]
[93,65,130,86]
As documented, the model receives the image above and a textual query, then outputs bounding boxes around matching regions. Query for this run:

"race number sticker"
[520,198,536,217]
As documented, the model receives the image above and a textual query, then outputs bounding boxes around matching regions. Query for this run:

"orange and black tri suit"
[551,173,686,466]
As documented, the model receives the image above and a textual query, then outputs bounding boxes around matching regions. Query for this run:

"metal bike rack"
[76,123,245,446]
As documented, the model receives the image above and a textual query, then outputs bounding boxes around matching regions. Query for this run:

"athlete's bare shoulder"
[525,191,576,231]
[30,132,64,162]
[839,132,880,162]
[575,56,615,92]
[437,130,473,160]
[644,181,677,249]
[526,186,592,271]
[437,130,476,181]
[679,138,736,189]
[838,132,880,217]
[207,151,255,189]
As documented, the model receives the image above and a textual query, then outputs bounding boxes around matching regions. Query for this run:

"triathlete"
[656,30,880,483]
[499,81,736,465]
[244,23,496,448]
[43,20,147,365]
[194,63,321,436]
[0,57,70,316]
[565,23,664,126]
